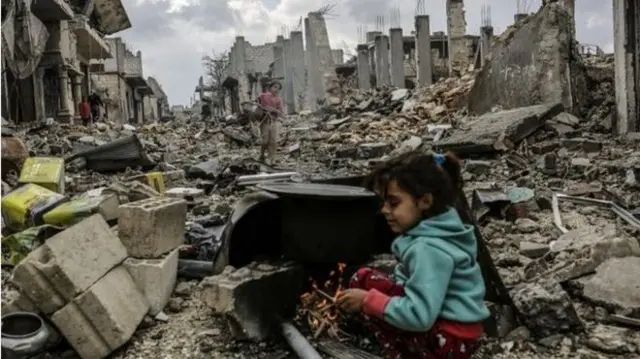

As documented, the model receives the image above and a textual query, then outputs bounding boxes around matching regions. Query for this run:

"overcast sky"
[117,0,615,106]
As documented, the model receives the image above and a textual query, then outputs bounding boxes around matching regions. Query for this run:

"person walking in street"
[79,97,92,126]
[88,92,103,122]
[256,81,283,164]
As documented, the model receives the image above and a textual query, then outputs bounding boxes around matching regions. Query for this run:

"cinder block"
[199,262,303,340]
[118,197,187,258]
[1,290,37,314]
[51,266,149,359]
[11,214,128,314]
[123,248,179,315]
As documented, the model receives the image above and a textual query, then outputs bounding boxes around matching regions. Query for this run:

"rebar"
[415,0,426,15]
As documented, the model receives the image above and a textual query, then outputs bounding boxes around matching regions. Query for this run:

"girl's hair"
[268,81,282,90]
[364,151,463,215]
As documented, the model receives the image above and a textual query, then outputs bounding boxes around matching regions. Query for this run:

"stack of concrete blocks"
[119,197,187,316]
[9,215,149,359]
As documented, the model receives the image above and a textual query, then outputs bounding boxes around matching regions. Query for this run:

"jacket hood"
[400,207,477,257]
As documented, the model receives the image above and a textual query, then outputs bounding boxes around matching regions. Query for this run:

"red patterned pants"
[349,267,481,359]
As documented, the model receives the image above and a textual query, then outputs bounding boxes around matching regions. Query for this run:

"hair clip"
[434,153,446,165]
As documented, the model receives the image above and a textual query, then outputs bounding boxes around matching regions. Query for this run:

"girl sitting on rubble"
[337,151,489,359]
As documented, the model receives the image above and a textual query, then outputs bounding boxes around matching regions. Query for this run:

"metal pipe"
[236,172,301,186]
[280,321,323,359]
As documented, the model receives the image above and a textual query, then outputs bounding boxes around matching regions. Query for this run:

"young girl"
[337,151,489,359]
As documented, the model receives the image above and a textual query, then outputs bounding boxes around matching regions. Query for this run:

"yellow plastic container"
[125,172,166,193]
[145,172,166,193]
[1,184,67,231]
[43,194,120,227]
[19,157,65,194]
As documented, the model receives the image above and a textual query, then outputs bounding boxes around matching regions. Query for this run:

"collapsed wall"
[468,3,588,116]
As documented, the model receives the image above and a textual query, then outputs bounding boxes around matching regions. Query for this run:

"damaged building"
[1,0,169,125]
[219,12,340,114]
[1,0,130,123]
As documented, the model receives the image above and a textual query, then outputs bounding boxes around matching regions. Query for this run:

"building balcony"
[71,15,112,61]
[31,0,74,22]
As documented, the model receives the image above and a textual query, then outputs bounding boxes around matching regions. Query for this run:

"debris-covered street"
[2,0,640,358]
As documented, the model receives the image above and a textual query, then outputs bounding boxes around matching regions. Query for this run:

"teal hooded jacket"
[362,207,490,332]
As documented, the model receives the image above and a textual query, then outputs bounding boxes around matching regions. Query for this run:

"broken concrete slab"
[199,262,303,340]
[511,278,583,337]
[436,103,563,155]
[123,248,179,315]
[118,197,188,258]
[468,3,587,115]
[11,214,128,314]
[548,229,640,282]
[51,266,149,359]
[578,257,640,311]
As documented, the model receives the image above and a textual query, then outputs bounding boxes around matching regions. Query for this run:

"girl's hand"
[336,289,368,313]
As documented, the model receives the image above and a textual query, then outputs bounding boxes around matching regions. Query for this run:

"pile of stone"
[3,194,188,358]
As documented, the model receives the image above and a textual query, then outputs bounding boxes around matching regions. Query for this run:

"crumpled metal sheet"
[3,0,49,79]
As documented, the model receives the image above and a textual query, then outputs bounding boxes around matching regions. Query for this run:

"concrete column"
[290,31,305,111]
[559,0,575,35]
[72,75,82,116]
[366,31,381,80]
[283,38,295,113]
[613,0,639,133]
[304,17,318,108]
[356,44,371,90]
[446,0,468,73]
[415,15,433,86]
[374,35,391,87]
[308,12,332,104]
[479,26,493,68]
[389,28,405,88]
[235,36,248,103]
[57,64,72,122]
[331,49,344,65]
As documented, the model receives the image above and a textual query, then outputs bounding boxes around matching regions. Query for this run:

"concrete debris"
[511,279,584,337]
[199,263,303,340]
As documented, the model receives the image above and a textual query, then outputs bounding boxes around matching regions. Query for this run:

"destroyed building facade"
[218,12,341,114]
[1,0,169,125]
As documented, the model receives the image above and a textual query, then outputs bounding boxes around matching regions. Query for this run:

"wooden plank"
[317,340,383,359]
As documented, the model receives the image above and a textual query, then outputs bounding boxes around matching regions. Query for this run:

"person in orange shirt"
[79,97,92,126]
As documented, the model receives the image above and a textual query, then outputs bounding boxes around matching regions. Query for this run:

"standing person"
[336,151,489,359]
[256,81,283,164]
[79,97,92,126]
[88,92,103,122]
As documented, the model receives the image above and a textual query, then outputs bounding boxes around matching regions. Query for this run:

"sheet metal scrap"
[552,193,640,233]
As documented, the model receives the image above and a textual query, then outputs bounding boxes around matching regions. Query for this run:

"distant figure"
[256,81,283,164]
[88,92,103,122]
[201,102,212,121]
[79,97,92,126]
